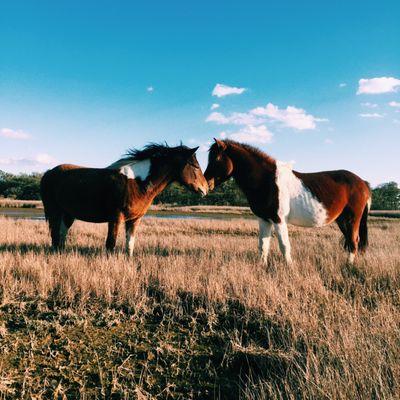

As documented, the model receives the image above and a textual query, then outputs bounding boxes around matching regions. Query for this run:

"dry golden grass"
[0,216,399,399]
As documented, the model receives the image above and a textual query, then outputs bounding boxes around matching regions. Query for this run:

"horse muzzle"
[198,184,208,197]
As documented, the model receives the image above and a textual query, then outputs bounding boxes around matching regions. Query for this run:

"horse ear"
[186,146,199,158]
[214,138,227,151]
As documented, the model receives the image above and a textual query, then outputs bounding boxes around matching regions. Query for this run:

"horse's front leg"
[125,218,142,257]
[274,222,292,265]
[106,214,122,252]
[258,218,273,265]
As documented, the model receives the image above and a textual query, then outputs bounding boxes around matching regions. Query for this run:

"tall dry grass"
[0,216,399,399]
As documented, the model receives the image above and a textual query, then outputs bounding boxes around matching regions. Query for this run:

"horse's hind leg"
[48,213,62,249]
[59,214,75,249]
[336,208,361,264]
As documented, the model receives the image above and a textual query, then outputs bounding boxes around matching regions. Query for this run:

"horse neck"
[139,164,174,201]
[227,145,276,193]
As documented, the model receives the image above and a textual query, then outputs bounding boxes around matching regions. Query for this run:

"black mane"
[210,139,275,164]
[125,142,191,161]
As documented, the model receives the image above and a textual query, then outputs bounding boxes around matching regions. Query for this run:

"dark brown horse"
[205,139,371,265]
[41,143,208,254]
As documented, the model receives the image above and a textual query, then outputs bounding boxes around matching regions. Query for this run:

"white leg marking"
[125,226,135,257]
[258,219,273,265]
[274,222,292,264]
[347,252,355,264]
[59,220,68,247]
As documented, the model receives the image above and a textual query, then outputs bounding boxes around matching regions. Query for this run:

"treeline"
[0,170,399,209]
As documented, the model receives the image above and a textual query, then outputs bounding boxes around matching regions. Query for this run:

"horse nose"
[199,183,208,197]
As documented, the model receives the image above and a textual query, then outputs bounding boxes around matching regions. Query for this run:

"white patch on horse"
[367,196,372,211]
[108,159,151,181]
[258,218,273,264]
[125,227,135,257]
[276,161,328,227]
[347,253,355,264]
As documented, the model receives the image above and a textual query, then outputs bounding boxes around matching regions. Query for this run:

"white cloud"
[0,128,30,140]
[229,125,273,144]
[210,103,220,110]
[388,101,400,108]
[250,103,327,130]
[359,113,384,118]
[212,83,246,97]
[339,83,347,88]
[0,153,57,168]
[147,86,154,92]
[205,111,264,126]
[324,138,333,144]
[357,77,400,95]
[361,102,378,108]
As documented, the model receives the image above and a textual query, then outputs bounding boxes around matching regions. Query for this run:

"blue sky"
[0,1,399,185]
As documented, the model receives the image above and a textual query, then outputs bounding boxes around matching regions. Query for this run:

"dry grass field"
[0,216,399,399]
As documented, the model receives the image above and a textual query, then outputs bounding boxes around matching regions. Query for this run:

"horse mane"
[215,139,276,165]
[108,142,190,169]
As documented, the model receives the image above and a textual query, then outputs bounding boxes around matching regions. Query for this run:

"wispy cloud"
[359,113,384,118]
[357,77,400,95]
[361,102,378,108]
[147,86,154,93]
[0,153,57,168]
[388,101,400,108]
[251,103,327,130]
[228,125,273,144]
[339,83,347,88]
[324,138,333,144]
[206,102,326,134]
[210,103,220,110]
[0,128,30,140]
[206,111,264,126]
[212,83,246,97]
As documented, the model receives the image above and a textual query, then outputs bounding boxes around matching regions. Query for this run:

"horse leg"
[258,218,273,265]
[59,214,75,249]
[106,215,122,252]
[274,222,292,265]
[48,213,62,250]
[125,218,142,257]
[347,211,363,264]
[336,209,360,264]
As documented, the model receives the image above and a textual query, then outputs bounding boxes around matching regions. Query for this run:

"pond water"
[0,208,250,221]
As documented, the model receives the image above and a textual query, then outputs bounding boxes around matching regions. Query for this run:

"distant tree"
[0,171,43,200]
[371,182,400,210]
[154,178,248,206]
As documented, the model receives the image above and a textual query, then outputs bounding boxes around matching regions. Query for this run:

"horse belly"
[287,192,328,227]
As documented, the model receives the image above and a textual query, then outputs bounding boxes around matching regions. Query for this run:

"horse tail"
[40,169,54,222]
[359,186,371,253]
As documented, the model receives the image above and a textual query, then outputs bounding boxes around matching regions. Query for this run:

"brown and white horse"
[40,143,208,255]
[205,139,371,265]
